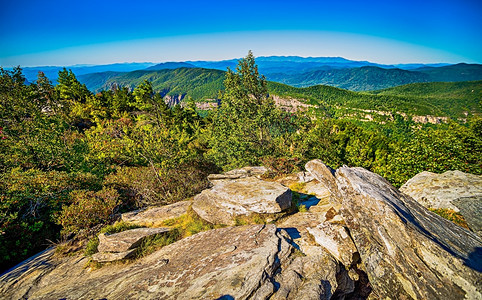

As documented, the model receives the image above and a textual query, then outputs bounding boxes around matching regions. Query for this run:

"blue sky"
[1,0,481,67]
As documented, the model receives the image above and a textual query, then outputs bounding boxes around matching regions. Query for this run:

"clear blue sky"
[1,0,481,67]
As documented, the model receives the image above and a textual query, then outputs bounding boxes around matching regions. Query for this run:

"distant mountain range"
[9,56,482,92]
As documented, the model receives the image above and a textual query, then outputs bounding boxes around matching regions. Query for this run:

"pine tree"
[208,51,286,169]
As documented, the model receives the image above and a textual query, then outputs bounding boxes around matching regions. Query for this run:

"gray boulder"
[192,177,291,225]
[453,196,482,236]
[306,159,482,300]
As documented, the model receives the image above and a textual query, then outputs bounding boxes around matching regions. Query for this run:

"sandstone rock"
[207,166,267,184]
[307,222,358,267]
[0,225,296,300]
[400,170,482,211]
[192,177,291,225]
[121,201,191,227]
[307,159,482,300]
[97,227,170,253]
[91,249,137,263]
[271,248,347,300]
[297,171,315,183]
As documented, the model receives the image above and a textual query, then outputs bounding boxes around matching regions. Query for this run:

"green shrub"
[105,161,217,208]
[135,228,182,258]
[262,156,301,178]
[55,187,120,236]
[162,207,222,237]
[0,168,101,272]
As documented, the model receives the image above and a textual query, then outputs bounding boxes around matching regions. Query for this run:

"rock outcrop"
[306,159,482,300]
[453,196,482,236]
[400,170,482,236]
[400,170,482,211]
[192,177,291,225]
[3,162,481,299]
[0,224,351,300]
[122,200,191,227]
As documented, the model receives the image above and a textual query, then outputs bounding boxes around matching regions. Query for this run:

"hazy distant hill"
[18,62,156,82]
[17,56,479,92]
[265,63,482,91]
[415,63,482,82]
[145,62,196,71]
[266,66,430,90]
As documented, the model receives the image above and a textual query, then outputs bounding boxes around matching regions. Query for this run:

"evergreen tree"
[208,51,289,169]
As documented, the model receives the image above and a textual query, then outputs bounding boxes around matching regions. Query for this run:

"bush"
[0,169,101,272]
[55,187,120,236]
[105,161,218,208]
[262,156,301,178]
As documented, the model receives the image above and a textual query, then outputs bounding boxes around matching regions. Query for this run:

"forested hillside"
[81,68,225,100]
[79,68,481,119]
[1,54,480,273]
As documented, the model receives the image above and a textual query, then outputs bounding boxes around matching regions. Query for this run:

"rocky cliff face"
[306,160,482,299]
[1,161,480,299]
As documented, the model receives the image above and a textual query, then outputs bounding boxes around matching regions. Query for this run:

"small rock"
[121,201,191,227]
[92,249,137,263]
[297,171,315,183]
[97,227,171,253]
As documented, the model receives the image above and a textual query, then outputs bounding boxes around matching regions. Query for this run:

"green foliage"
[0,168,100,270]
[298,204,308,213]
[134,228,181,259]
[162,207,222,237]
[55,187,120,235]
[208,51,297,169]
[369,81,481,118]
[105,161,216,208]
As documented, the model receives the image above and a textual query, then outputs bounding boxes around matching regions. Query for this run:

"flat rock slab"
[400,170,482,211]
[97,227,170,253]
[307,159,482,300]
[193,177,291,225]
[121,201,191,227]
[92,249,137,263]
[0,225,296,300]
